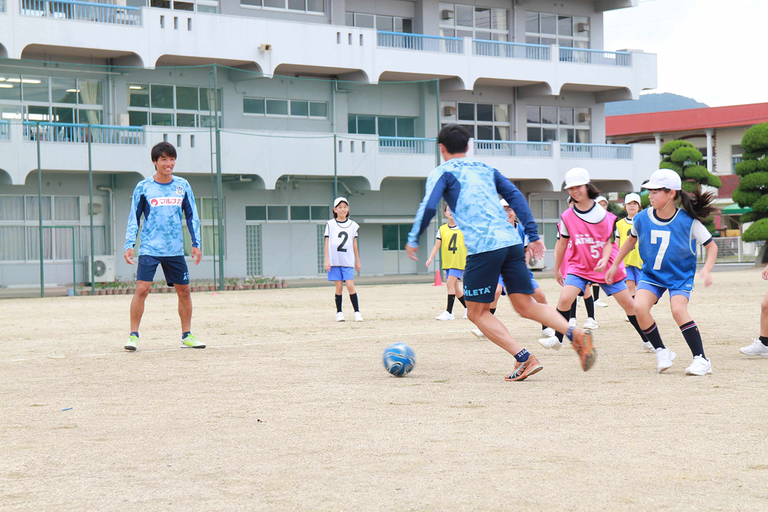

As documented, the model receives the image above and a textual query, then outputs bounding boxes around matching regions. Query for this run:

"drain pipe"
[97,184,115,255]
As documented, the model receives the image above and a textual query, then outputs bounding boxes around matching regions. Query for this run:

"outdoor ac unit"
[441,10,454,20]
[576,22,589,33]
[528,256,546,271]
[443,105,456,116]
[86,255,115,283]
[578,112,591,122]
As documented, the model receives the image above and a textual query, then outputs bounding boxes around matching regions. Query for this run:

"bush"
[707,174,722,188]
[741,211,760,223]
[738,171,768,192]
[743,150,768,161]
[742,122,768,153]
[670,146,704,164]
[749,194,768,213]
[659,160,683,173]
[683,165,708,182]
[732,187,762,207]
[660,140,689,155]
[742,217,768,242]
[735,159,759,177]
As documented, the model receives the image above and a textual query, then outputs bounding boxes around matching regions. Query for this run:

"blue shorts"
[445,268,464,279]
[637,281,691,301]
[328,266,354,281]
[625,265,642,283]
[464,244,533,303]
[137,255,189,286]
[564,273,627,297]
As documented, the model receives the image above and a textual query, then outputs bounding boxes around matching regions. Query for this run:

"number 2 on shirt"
[337,231,349,252]
[650,230,670,270]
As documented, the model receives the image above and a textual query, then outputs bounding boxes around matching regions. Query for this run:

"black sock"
[182,331,190,339]
[569,299,577,320]
[490,308,496,315]
[541,324,547,331]
[555,308,570,341]
[584,296,595,319]
[593,286,600,301]
[643,323,665,350]
[457,295,467,308]
[335,294,342,313]
[680,321,705,358]
[627,315,649,342]
[514,348,530,363]
[760,336,768,347]
[349,293,360,313]
[130,331,139,337]
[447,294,456,314]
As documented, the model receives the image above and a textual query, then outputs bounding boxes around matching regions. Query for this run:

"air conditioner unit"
[528,256,546,271]
[578,112,591,122]
[443,105,456,116]
[441,9,454,20]
[576,22,589,33]
[85,255,115,283]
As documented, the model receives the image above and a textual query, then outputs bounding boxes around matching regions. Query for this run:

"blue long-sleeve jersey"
[407,158,539,255]
[124,176,201,257]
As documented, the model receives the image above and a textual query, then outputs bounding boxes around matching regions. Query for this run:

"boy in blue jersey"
[405,124,596,380]
[123,142,204,351]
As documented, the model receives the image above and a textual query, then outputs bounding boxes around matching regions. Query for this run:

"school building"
[0,0,658,286]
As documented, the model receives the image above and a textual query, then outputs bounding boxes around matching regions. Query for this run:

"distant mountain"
[606,93,709,116]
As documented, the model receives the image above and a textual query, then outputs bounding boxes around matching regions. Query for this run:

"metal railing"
[698,237,763,264]
[378,137,436,154]
[559,47,631,67]
[22,121,145,145]
[474,140,552,158]
[377,31,463,54]
[20,0,142,26]
[472,40,550,61]
[560,143,632,160]
[0,120,10,141]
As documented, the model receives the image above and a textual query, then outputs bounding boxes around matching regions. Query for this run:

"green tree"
[732,123,768,242]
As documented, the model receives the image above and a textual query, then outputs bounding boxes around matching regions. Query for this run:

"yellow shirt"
[616,217,643,268]
[438,223,467,270]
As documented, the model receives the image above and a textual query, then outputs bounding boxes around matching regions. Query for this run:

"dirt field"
[2,269,768,511]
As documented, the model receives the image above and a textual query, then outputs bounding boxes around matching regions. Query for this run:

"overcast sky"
[604,0,767,107]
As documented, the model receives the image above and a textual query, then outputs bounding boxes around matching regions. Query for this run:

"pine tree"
[732,123,768,242]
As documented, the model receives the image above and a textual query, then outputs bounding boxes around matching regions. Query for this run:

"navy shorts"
[137,255,190,286]
[463,244,533,303]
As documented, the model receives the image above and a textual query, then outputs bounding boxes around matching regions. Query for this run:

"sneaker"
[641,341,655,353]
[505,355,543,382]
[335,312,345,322]
[568,318,577,329]
[124,335,139,352]
[655,348,676,373]
[571,329,597,371]
[740,338,768,356]
[583,317,598,330]
[685,355,712,376]
[180,334,206,349]
[538,336,562,351]
[541,327,556,338]
[354,311,364,322]
[471,328,486,339]
[594,298,609,308]
[624,316,630,323]
[436,311,455,321]
[463,310,468,319]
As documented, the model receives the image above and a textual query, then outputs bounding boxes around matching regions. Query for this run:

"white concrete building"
[0,0,658,286]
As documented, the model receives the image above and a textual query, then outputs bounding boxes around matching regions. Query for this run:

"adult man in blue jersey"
[123,142,204,351]
[405,124,596,380]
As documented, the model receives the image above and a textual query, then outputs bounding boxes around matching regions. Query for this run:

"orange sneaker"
[571,328,597,371]
[505,354,543,381]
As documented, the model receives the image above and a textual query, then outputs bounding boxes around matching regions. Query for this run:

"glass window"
[128,84,149,108]
[526,127,540,142]
[494,126,509,140]
[439,3,454,26]
[128,111,148,126]
[345,12,354,26]
[377,15,393,32]
[290,206,310,220]
[21,77,49,103]
[542,128,557,141]
[266,99,288,116]
[398,224,410,251]
[541,107,557,125]
[475,7,490,29]
[476,103,493,122]
[51,78,77,104]
[311,205,329,220]
[26,105,50,122]
[244,97,265,115]
[150,84,174,109]
[287,0,304,10]
[526,106,540,123]
[575,108,590,125]
[382,225,399,251]
[52,107,75,124]
[558,16,573,37]
[396,118,415,138]
[574,16,588,35]
[267,205,288,221]
[26,196,52,221]
[263,0,284,7]
[396,18,413,33]
[456,4,473,27]
[576,129,590,143]
[529,199,543,218]
[0,75,22,102]
[290,100,309,117]
[176,113,196,127]
[176,86,198,110]
[525,12,538,33]
[543,222,559,249]
[540,13,556,34]
[355,13,374,28]
[246,205,266,221]
[494,104,509,123]
[492,8,507,30]
[458,103,474,121]
[559,108,573,125]
[357,116,375,135]
[378,117,396,137]
[477,125,493,140]
[348,115,357,134]
[306,0,323,13]
[199,88,222,112]
[0,197,25,221]
[78,109,102,125]
[78,80,102,105]
[309,102,327,118]
[543,199,559,218]
[55,197,80,221]
[560,128,575,143]
[241,0,262,6]
[151,112,174,126]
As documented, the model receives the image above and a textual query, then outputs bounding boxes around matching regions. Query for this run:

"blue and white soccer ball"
[382,343,416,377]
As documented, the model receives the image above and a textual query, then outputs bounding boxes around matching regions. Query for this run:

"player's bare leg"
[466,301,523,355]
[175,284,192,333]
[130,280,152,332]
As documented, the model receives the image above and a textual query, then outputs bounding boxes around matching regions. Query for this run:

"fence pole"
[738,238,742,263]
[88,124,95,295]
[37,122,44,298]
[213,64,225,290]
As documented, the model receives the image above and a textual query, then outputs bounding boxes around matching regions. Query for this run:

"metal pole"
[213,64,225,290]
[333,134,338,199]
[434,79,442,275]
[36,122,44,298]
[71,227,77,296]
[208,68,217,290]
[88,125,95,295]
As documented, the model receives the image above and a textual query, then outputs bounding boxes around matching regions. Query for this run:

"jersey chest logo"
[150,197,183,207]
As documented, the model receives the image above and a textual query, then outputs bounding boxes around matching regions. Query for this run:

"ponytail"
[676,187,715,221]
[586,183,601,200]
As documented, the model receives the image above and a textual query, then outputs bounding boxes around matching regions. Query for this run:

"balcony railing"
[379,137,436,154]
[20,0,142,26]
[377,31,463,54]
[560,143,632,160]
[472,40,550,61]
[23,122,145,145]
[559,47,631,67]
[0,121,10,141]
[474,140,552,158]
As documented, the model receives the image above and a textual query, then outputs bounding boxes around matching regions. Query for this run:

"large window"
[181,197,226,258]
[439,3,508,41]
[128,83,221,127]
[348,115,415,137]
[382,224,412,251]
[526,106,590,143]
[245,204,329,222]
[528,197,564,249]
[150,0,219,13]
[240,0,323,14]
[525,12,589,48]
[345,12,413,33]
[0,74,104,124]
[732,145,743,173]
[441,101,510,140]
[243,97,328,118]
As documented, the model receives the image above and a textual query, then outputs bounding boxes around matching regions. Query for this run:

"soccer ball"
[382,343,415,377]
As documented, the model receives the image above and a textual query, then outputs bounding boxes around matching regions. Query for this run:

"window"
[526,106,590,143]
[381,224,412,251]
[183,197,226,257]
[267,205,289,221]
[311,205,330,220]
[528,197,565,249]
[345,12,413,33]
[240,0,323,13]
[348,115,416,137]
[246,205,266,221]
[732,145,743,173]
[128,83,221,127]
[0,76,105,124]
[150,0,219,13]
[525,12,589,48]
[441,102,510,140]
[244,98,328,119]
[246,224,262,276]
[290,205,310,220]
[439,3,508,41]
[266,99,288,116]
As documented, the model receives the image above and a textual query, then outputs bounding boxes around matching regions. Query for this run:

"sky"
[604,0,767,107]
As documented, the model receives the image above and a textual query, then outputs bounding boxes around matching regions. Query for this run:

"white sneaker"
[436,311,455,321]
[463,310,468,319]
[740,338,768,356]
[641,341,655,353]
[335,312,345,322]
[568,318,577,329]
[538,336,562,350]
[471,328,486,339]
[594,298,609,308]
[541,327,556,338]
[354,312,364,322]
[656,348,676,373]
[583,317,598,330]
[685,355,712,376]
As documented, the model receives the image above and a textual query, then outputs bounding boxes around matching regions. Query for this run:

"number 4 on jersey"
[448,233,458,254]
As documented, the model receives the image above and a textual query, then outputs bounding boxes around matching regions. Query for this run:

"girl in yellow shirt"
[427,205,468,320]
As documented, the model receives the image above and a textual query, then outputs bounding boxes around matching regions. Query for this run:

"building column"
[654,133,662,162]
[705,128,714,173]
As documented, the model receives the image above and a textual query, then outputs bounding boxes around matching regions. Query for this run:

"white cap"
[333,196,349,208]
[500,198,509,207]
[563,167,590,190]
[643,169,681,191]
[595,196,608,204]
[624,193,642,205]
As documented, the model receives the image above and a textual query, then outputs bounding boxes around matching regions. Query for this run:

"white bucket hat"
[643,169,681,191]
[333,196,349,208]
[595,196,608,204]
[500,198,509,207]
[563,167,590,190]
[624,193,642,205]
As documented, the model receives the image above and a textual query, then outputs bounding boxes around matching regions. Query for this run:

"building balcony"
[22,121,145,145]
[19,0,141,26]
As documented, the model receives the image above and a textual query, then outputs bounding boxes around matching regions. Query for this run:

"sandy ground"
[2,269,768,511]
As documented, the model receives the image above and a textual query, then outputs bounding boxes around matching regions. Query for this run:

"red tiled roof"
[717,174,740,199]
[606,102,768,137]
